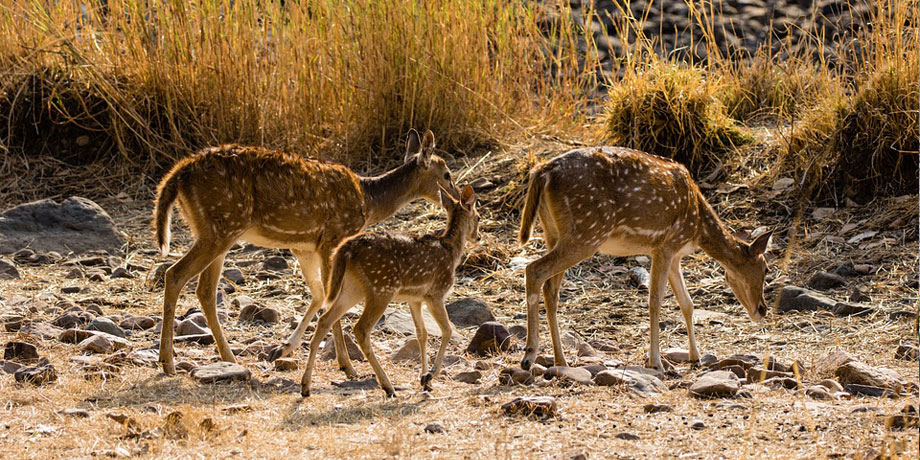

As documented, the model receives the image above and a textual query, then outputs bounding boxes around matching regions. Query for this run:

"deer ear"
[460,184,476,209]
[439,188,454,210]
[749,230,773,256]
[405,129,421,163]
[418,130,435,168]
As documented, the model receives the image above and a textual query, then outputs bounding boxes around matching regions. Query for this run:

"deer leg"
[668,258,700,365]
[647,251,672,371]
[269,250,324,362]
[300,286,361,397]
[543,273,567,367]
[159,239,229,374]
[423,296,453,389]
[331,320,358,379]
[195,253,236,363]
[521,244,593,370]
[408,301,429,390]
[353,296,396,397]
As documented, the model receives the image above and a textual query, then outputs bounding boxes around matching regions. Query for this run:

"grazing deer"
[298,185,480,397]
[153,130,459,375]
[517,147,772,372]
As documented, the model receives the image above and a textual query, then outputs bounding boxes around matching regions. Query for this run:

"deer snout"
[750,302,768,322]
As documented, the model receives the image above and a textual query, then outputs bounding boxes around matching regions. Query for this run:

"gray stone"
[776,286,838,312]
[745,367,794,383]
[543,366,593,385]
[805,385,833,400]
[577,342,598,358]
[175,333,214,345]
[59,408,90,418]
[498,367,534,386]
[580,363,607,377]
[465,322,512,356]
[835,361,903,392]
[191,362,251,383]
[662,348,692,363]
[177,318,209,337]
[320,333,365,361]
[0,360,23,374]
[452,370,482,384]
[79,334,114,354]
[815,350,856,376]
[273,358,298,372]
[594,368,666,396]
[832,302,875,317]
[239,304,279,325]
[59,328,97,343]
[643,403,673,413]
[261,256,288,272]
[53,313,87,329]
[818,379,845,393]
[87,318,126,338]
[222,268,245,284]
[808,272,848,291]
[390,338,420,362]
[119,316,155,331]
[4,341,39,363]
[0,259,20,279]
[377,309,443,337]
[445,298,494,327]
[508,325,527,340]
[14,358,57,385]
[615,432,640,440]
[628,267,650,290]
[0,197,124,255]
[501,396,557,418]
[424,423,446,434]
[19,322,62,340]
[689,371,741,398]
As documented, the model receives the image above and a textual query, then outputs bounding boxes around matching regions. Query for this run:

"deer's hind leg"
[352,294,397,397]
[195,253,235,363]
[422,295,453,391]
[159,236,235,374]
[300,282,362,397]
[270,250,327,361]
[408,301,429,390]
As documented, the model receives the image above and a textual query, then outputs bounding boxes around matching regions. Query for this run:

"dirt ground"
[0,139,917,459]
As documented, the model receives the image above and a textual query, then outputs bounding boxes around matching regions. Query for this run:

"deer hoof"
[266,345,286,362]
[421,373,433,391]
[300,387,311,398]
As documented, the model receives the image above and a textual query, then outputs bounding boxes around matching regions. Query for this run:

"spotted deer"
[298,185,480,397]
[153,130,459,375]
[517,147,773,372]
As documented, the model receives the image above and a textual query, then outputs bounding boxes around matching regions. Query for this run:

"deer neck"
[439,211,469,266]
[693,192,746,269]
[359,161,420,227]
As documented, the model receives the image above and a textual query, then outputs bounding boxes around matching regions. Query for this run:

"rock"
[175,333,215,345]
[273,358,298,372]
[807,272,848,290]
[699,354,718,367]
[745,367,793,383]
[177,318,209,336]
[689,371,741,398]
[886,404,920,430]
[183,312,209,328]
[59,328,97,343]
[508,325,527,340]
[4,341,39,363]
[0,259,20,279]
[377,309,444,337]
[239,304,280,325]
[501,396,558,418]
[832,302,875,317]
[577,342,598,357]
[424,423,446,434]
[580,363,607,377]
[845,384,892,397]
[119,316,155,331]
[848,286,871,303]
[818,379,845,393]
[1,360,23,374]
[643,403,673,413]
[615,432,640,440]
[815,350,856,376]
[806,385,833,400]
[110,267,133,279]
[80,334,115,354]
[87,318,126,338]
[662,348,692,363]
[262,256,288,272]
[222,268,245,284]
[14,358,57,385]
[529,363,547,377]
[62,286,81,294]
[594,368,666,396]
[890,310,918,321]
[628,267,650,290]
[53,312,88,329]
[452,370,482,384]
[589,339,618,352]
[445,298,494,327]
[0,197,124,255]
[835,361,903,392]
[895,343,919,361]
[59,408,90,418]
[465,322,512,356]
[390,338,421,362]
[762,376,801,389]
[776,286,837,312]
[498,367,534,386]
[320,333,365,361]
[535,355,556,367]
[690,420,706,430]
[191,362,251,383]
[19,321,62,340]
[543,366,593,385]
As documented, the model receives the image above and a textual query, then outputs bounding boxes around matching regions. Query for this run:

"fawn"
[517,147,773,372]
[153,130,459,375]
[298,185,480,397]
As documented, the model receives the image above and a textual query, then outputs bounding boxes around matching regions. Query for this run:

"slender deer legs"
[195,253,236,362]
[647,251,672,371]
[408,302,429,388]
[668,258,700,364]
[352,297,396,397]
[423,296,453,389]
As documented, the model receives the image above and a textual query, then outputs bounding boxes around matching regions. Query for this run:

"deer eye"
[443,172,451,180]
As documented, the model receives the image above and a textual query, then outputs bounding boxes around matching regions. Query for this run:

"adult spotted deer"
[517,147,772,372]
[299,185,480,397]
[153,130,459,375]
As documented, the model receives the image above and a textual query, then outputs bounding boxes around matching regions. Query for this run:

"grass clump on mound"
[601,63,748,176]
[719,55,835,122]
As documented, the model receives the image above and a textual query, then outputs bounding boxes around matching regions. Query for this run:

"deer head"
[440,184,481,243]
[724,230,773,322]
[405,129,460,204]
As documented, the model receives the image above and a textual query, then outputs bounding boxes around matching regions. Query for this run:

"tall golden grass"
[0,0,597,170]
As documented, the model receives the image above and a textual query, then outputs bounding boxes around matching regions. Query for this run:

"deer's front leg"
[668,257,700,365]
[647,252,672,371]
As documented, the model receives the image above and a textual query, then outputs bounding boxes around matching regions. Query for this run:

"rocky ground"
[0,136,917,459]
